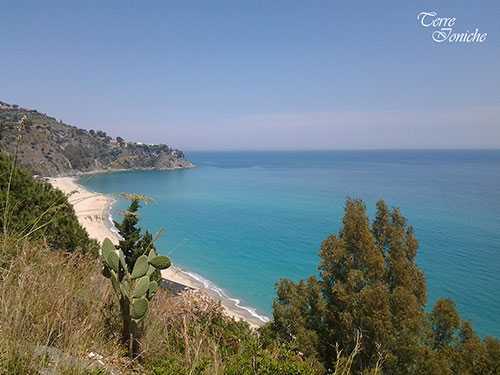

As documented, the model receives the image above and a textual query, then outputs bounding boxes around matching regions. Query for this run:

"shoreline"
[49,164,196,178]
[47,176,268,329]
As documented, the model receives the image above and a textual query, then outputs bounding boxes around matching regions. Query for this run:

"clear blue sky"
[2,1,499,150]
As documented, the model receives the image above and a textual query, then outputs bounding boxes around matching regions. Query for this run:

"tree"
[372,199,390,250]
[0,152,98,254]
[430,299,461,350]
[484,337,500,373]
[319,199,389,370]
[114,199,141,271]
[114,194,158,279]
[271,277,326,361]
[267,198,500,374]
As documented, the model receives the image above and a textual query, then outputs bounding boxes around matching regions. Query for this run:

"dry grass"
[0,237,252,374]
[0,237,127,374]
[142,289,250,374]
[0,236,371,375]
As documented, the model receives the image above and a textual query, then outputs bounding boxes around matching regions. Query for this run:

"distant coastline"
[0,101,195,177]
[47,175,268,328]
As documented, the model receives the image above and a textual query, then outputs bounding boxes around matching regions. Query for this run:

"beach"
[47,176,266,329]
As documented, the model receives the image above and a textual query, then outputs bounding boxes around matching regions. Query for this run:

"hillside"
[0,101,193,176]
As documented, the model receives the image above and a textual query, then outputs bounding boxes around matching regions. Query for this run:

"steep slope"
[0,101,193,176]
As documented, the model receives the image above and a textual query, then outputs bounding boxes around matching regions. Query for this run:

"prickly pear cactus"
[100,238,170,356]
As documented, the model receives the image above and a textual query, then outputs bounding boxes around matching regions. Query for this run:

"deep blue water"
[80,150,500,336]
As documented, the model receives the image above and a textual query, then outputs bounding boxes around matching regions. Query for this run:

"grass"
[0,236,324,374]
[0,237,264,374]
[0,236,126,374]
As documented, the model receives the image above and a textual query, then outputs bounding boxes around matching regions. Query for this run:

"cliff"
[0,101,193,176]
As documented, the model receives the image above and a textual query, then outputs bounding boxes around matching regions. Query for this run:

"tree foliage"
[0,152,98,253]
[114,196,158,277]
[266,198,500,374]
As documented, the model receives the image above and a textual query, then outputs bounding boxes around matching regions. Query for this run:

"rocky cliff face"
[0,101,193,176]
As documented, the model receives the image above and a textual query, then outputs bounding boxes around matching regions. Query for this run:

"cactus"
[100,238,170,357]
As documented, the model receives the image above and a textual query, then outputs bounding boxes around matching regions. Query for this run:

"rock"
[0,101,194,177]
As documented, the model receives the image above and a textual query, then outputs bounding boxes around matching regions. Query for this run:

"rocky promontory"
[0,101,193,176]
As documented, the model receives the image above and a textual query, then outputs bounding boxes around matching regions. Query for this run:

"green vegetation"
[106,195,171,357]
[0,153,317,373]
[113,194,159,274]
[0,151,98,254]
[101,237,171,358]
[265,198,500,374]
[0,102,192,177]
[1,121,499,373]
[0,236,317,374]
[0,237,122,374]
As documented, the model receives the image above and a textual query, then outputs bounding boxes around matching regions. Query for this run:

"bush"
[0,152,98,254]
[268,198,500,374]
[224,340,321,375]
[143,289,253,373]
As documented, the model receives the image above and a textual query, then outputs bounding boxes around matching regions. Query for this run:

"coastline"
[51,164,195,178]
[47,176,268,329]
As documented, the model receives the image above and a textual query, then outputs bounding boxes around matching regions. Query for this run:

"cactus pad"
[149,255,171,270]
[148,281,159,298]
[148,248,157,260]
[131,255,149,279]
[131,297,148,320]
[110,271,120,295]
[102,239,120,272]
[102,238,115,256]
[132,276,150,298]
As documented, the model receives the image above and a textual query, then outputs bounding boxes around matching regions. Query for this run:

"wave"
[104,194,270,325]
[180,269,271,324]
[105,198,122,238]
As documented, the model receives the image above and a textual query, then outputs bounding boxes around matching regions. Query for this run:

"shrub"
[268,198,500,374]
[0,152,98,254]
[224,340,322,375]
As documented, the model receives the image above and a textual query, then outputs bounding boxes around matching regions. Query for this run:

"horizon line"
[183,147,500,153]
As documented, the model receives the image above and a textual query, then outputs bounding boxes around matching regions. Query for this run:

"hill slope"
[0,101,193,176]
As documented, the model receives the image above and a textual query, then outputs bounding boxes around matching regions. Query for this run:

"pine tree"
[382,206,427,372]
[372,199,390,251]
[430,299,461,350]
[271,277,326,360]
[268,198,500,374]
[114,199,141,272]
[114,196,159,276]
[320,199,389,370]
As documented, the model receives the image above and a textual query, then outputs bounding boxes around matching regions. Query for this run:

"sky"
[1,0,499,150]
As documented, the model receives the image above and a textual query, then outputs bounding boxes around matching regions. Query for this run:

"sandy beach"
[48,177,118,244]
[47,176,266,328]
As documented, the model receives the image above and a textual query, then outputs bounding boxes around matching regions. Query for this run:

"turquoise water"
[80,150,500,336]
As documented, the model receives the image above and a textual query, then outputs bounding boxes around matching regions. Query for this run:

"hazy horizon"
[183,148,500,152]
[2,1,499,150]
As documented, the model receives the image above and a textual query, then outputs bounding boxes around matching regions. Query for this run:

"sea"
[79,150,500,337]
